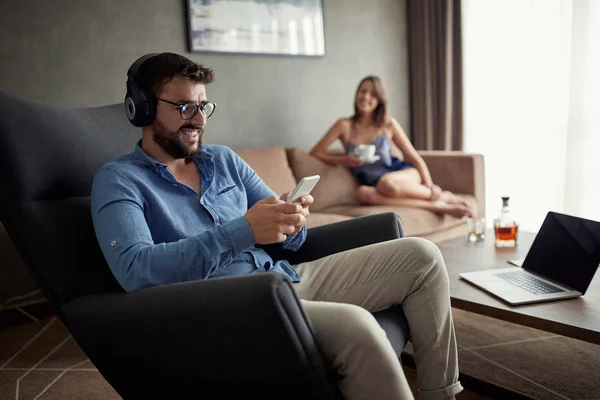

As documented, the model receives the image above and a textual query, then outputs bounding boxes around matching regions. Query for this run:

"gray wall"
[0,0,410,151]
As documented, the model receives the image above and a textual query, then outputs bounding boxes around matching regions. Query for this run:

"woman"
[310,76,473,218]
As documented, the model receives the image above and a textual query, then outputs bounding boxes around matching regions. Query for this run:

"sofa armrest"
[61,273,342,400]
[418,151,486,217]
[263,212,404,264]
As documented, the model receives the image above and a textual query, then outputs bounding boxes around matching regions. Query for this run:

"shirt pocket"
[215,185,237,196]
[210,181,248,222]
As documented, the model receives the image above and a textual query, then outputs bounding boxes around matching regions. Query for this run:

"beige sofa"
[235,147,485,243]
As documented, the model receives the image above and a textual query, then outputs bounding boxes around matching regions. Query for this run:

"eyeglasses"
[157,98,217,120]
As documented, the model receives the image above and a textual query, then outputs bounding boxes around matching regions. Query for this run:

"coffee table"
[437,230,600,345]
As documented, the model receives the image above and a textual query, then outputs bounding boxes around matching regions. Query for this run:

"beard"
[151,119,204,159]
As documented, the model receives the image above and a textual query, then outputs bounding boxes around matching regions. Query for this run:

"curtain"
[463,0,600,231]
[406,0,463,151]
[564,0,600,223]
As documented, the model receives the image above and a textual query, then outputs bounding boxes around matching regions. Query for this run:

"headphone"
[124,53,160,127]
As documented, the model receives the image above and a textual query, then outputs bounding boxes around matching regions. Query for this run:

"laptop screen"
[524,212,600,294]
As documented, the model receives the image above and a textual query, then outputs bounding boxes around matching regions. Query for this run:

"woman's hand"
[342,154,365,167]
[425,183,443,201]
[421,175,435,188]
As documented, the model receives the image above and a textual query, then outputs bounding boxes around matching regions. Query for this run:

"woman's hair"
[351,75,389,127]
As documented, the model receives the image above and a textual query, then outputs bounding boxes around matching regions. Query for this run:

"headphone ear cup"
[124,79,156,127]
[137,89,156,127]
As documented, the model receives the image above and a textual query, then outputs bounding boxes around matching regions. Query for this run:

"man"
[91,52,463,400]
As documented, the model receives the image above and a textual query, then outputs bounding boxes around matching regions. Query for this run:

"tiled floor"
[0,316,119,400]
[1,304,599,399]
[452,309,600,400]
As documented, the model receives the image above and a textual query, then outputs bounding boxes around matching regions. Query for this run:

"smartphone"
[287,175,320,203]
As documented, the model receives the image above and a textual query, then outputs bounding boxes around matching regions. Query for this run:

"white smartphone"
[287,175,320,203]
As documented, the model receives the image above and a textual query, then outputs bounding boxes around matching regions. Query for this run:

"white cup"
[354,144,376,160]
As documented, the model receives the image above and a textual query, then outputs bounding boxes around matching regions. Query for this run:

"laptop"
[459,211,600,305]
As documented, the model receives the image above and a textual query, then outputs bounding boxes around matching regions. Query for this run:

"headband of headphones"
[124,53,160,127]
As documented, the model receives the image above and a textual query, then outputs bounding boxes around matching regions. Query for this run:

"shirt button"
[173,184,177,187]
[110,240,117,247]
[200,198,205,205]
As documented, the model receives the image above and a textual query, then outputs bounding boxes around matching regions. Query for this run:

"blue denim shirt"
[91,142,305,292]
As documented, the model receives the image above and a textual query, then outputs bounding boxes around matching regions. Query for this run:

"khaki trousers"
[292,237,463,400]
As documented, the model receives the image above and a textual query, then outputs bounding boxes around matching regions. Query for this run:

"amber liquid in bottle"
[494,196,518,247]
[494,225,518,246]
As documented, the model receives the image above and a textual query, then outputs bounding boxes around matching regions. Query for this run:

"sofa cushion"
[286,148,360,212]
[234,147,297,197]
[322,194,477,238]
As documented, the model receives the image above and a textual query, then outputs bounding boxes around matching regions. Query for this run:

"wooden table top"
[437,230,600,345]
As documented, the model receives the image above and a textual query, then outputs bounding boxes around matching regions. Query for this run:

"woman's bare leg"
[356,186,472,219]
[375,169,473,213]
[441,191,471,208]
[376,169,433,200]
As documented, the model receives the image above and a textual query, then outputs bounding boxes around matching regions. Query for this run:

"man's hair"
[351,75,389,127]
[135,52,215,97]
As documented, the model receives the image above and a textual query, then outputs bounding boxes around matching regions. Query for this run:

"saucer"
[360,155,381,164]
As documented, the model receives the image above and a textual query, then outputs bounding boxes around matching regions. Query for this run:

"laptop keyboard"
[494,270,565,295]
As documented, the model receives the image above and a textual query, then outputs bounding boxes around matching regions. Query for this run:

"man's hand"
[280,193,314,234]
[245,196,306,244]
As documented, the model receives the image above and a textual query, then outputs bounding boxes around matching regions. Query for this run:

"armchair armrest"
[263,212,404,264]
[418,151,486,217]
[267,212,411,355]
[62,273,343,400]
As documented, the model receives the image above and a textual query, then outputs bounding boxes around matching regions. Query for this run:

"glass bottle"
[494,196,518,247]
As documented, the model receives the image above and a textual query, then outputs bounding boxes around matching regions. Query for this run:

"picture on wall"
[186,0,325,56]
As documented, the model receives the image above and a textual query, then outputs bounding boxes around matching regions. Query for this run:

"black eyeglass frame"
[156,98,217,120]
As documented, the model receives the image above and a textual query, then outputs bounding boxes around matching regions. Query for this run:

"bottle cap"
[501,196,510,201]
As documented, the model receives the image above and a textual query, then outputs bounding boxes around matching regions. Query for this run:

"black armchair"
[0,92,410,399]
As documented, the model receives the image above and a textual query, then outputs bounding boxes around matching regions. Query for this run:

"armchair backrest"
[0,92,139,306]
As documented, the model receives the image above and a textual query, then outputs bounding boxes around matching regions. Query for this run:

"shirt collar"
[133,140,214,169]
